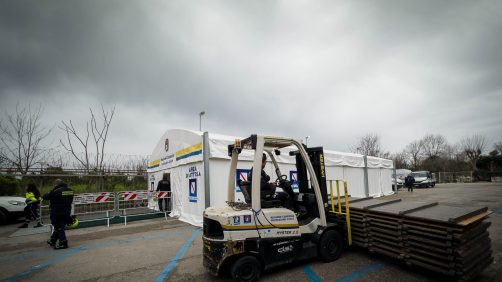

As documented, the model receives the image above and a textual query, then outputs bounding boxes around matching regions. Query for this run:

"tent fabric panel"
[342,167,366,198]
[170,163,205,226]
[368,168,383,197]
[367,156,394,169]
[380,168,393,195]
[324,150,365,167]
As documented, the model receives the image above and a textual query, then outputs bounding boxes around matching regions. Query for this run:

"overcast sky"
[1,0,501,156]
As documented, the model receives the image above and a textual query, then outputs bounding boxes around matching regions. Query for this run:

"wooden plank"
[457,211,490,226]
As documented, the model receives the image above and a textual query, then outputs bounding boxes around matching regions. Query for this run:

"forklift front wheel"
[231,255,262,282]
[318,229,343,262]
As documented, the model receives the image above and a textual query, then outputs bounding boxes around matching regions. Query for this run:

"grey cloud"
[1,0,501,154]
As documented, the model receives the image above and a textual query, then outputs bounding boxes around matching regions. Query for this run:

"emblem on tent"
[165,139,169,152]
[235,169,251,193]
[290,171,299,192]
[189,179,197,203]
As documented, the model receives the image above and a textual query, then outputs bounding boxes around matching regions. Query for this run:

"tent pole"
[203,131,211,208]
[363,155,369,197]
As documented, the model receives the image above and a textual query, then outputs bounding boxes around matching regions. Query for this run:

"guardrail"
[40,190,171,227]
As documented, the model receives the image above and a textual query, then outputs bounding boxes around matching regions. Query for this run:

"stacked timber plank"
[345,198,493,281]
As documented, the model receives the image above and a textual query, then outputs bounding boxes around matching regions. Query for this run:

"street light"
[199,111,205,131]
[305,136,310,146]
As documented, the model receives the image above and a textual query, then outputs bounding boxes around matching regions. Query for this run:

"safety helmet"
[66,215,79,229]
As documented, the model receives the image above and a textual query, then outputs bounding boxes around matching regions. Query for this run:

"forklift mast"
[292,147,328,205]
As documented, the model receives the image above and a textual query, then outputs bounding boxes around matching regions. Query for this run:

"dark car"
[411,171,436,188]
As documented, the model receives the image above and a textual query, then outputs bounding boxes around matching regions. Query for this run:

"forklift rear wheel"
[231,255,261,282]
[318,229,343,262]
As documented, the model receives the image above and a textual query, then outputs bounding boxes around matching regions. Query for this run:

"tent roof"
[148,129,393,172]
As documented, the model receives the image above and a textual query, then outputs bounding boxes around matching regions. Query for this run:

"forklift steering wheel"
[275,175,288,183]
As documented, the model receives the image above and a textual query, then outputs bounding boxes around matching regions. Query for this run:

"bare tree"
[391,151,409,169]
[494,142,502,155]
[0,104,51,174]
[421,134,447,159]
[351,133,387,157]
[405,140,423,170]
[59,105,115,173]
[0,148,7,167]
[460,134,486,170]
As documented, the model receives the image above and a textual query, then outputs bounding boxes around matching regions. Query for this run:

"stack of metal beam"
[345,198,493,281]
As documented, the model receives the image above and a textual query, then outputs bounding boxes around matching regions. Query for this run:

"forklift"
[202,135,350,282]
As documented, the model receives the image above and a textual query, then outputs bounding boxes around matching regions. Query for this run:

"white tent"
[147,129,394,226]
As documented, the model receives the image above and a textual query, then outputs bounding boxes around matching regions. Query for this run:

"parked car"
[411,171,436,188]
[0,196,26,224]
[392,169,411,188]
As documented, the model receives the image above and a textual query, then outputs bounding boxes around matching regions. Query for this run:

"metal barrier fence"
[118,191,171,225]
[436,171,473,183]
[40,191,171,227]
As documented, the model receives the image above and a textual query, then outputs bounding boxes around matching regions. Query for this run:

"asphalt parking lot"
[0,182,500,282]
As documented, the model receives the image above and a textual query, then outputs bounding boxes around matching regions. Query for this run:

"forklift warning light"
[235,139,241,148]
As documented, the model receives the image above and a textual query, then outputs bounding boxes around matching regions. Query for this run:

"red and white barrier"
[95,192,111,202]
[122,191,149,201]
[73,192,112,204]
[156,191,170,199]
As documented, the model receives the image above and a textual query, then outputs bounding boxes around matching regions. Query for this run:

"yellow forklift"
[202,135,351,281]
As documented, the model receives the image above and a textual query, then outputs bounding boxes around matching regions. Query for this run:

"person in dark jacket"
[156,173,171,212]
[248,153,276,199]
[43,179,74,249]
[248,153,292,208]
[405,174,415,192]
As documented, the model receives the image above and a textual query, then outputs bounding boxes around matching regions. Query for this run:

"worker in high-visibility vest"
[19,183,43,228]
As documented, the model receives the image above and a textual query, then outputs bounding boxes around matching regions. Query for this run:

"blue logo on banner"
[290,171,299,192]
[189,179,197,203]
[236,169,251,193]
[233,216,241,225]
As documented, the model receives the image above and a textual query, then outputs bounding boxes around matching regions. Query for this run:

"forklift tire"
[231,255,261,282]
[318,229,343,262]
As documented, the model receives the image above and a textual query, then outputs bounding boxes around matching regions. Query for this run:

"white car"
[0,196,26,224]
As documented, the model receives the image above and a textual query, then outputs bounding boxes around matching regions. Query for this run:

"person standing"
[405,174,415,192]
[43,179,74,249]
[156,173,171,212]
[19,183,43,228]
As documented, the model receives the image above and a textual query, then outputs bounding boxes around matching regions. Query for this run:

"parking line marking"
[1,229,185,281]
[335,262,386,282]
[0,230,183,263]
[303,265,322,282]
[3,248,82,281]
[154,228,201,282]
[492,208,502,215]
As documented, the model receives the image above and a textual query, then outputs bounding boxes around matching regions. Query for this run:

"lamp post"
[305,136,310,147]
[199,111,205,131]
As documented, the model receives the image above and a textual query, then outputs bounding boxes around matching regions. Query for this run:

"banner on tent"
[236,169,251,193]
[186,165,201,203]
